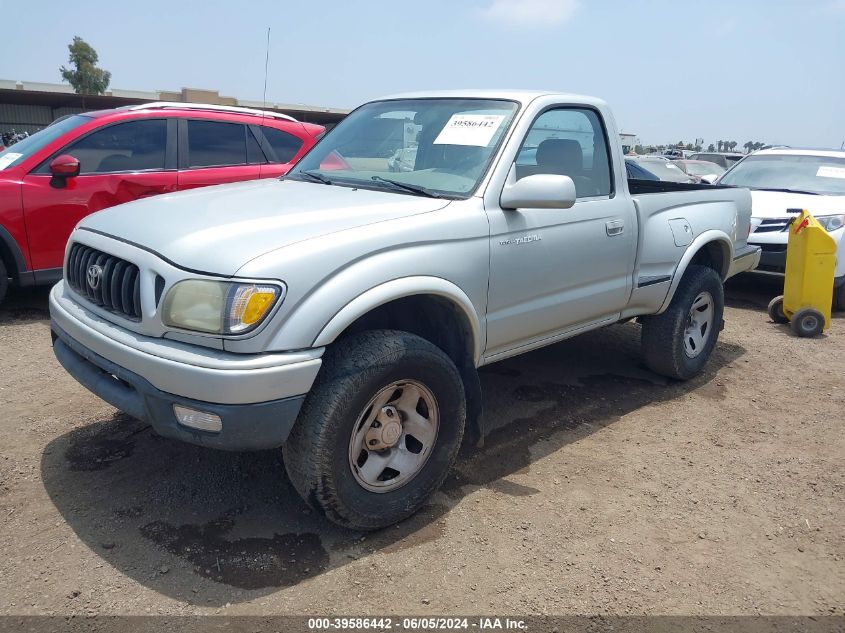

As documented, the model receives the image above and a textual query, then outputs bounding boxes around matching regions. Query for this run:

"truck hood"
[78,179,451,275]
[750,190,844,218]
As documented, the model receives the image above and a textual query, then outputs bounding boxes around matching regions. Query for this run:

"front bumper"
[49,283,324,451]
[748,225,844,278]
[53,326,305,450]
[751,242,787,275]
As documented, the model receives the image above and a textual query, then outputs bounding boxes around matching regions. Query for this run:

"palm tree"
[717,140,723,152]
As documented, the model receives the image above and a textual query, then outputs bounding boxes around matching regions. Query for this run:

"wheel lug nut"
[372,421,381,428]
[368,439,378,446]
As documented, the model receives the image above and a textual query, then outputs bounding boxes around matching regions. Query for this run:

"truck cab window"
[515,108,612,198]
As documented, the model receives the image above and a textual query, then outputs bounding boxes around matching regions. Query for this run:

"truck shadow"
[40,322,745,605]
[724,274,783,312]
[725,274,844,321]
[0,286,51,325]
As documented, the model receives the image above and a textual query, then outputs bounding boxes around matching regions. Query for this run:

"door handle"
[606,219,625,236]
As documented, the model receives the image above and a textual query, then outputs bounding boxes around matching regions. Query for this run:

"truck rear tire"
[283,329,466,530]
[641,265,724,380]
[0,259,8,306]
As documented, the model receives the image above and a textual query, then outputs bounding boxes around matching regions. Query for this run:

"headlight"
[815,214,845,232]
[162,280,283,335]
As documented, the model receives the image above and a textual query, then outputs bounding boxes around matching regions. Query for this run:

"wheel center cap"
[381,420,402,446]
[365,406,404,450]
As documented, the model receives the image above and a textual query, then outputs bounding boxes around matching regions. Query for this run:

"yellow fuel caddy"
[768,209,837,337]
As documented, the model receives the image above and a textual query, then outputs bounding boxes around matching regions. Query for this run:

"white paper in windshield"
[433,114,505,147]
[816,165,845,179]
[0,153,22,171]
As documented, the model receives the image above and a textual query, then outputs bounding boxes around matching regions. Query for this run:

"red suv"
[0,102,324,303]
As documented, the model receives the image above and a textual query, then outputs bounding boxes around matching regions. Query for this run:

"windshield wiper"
[295,170,333,185]
[753,187,820,196]
[370,175,442,198]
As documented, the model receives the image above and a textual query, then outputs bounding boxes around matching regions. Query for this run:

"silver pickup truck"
[50,90,760,529]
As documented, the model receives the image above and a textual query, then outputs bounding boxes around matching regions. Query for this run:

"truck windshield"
[0,115,91,171]
[719,154,845,195]
[288,98,519,198]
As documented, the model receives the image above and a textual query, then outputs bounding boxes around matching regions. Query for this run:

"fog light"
[173,405,222,433]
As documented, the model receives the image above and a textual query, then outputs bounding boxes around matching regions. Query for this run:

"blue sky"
[1,0,842,148]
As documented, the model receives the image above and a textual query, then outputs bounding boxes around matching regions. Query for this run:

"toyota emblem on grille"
[86,264,103,290]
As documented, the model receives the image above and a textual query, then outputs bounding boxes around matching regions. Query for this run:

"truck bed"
[628,179,733,195]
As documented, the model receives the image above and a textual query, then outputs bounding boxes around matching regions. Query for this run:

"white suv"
[717,148,845,310]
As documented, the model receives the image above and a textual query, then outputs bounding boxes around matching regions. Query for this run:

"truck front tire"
[641,265,724,380]
[283,330,466,530]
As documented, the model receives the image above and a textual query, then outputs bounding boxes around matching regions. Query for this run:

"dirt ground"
[0,275,842,617]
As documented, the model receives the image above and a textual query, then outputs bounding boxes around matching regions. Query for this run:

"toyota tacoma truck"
[50,91,760,530]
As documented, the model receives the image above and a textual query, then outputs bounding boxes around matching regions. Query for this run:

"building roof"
[0,79,349,125]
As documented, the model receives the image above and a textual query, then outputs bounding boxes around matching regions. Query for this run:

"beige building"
[0,79,349,135]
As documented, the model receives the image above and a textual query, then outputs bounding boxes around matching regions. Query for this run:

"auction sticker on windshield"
[433,114,505,146]
[817,165,845,180]
[0,153,22,170]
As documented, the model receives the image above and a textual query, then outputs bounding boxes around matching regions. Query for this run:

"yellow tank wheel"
[790,307,824,338]
[767,295,788,324]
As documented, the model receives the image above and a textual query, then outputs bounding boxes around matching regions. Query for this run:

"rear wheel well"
[334,295,484,444]
[689,241,729,279]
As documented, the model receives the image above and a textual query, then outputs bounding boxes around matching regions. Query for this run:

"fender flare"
[312,276,485,366]
[658,230,732,313]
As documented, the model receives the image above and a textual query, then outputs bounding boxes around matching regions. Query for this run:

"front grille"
[753,217,795,233]
[66,243,142,321]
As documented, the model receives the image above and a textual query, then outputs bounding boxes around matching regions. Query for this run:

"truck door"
[484,107,636,357]
[21,118,177,272]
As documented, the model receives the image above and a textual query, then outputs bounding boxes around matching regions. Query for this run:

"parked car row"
[0,102,324,303]
[688,151,745,169]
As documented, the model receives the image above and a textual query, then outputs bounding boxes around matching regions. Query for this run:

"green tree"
[60,36,111,95]
[707,143,715,152]
[717,140,723,152]
[728,141,738,151]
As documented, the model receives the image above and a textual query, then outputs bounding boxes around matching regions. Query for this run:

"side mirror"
[500,174,576,210]
[49,154,80,178]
